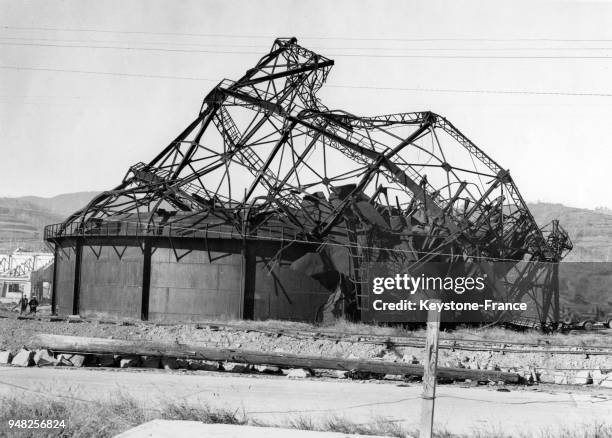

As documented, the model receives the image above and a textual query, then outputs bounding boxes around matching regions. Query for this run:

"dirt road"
[0,366,610,435]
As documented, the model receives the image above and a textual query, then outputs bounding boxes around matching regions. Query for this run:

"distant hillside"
[1,192,609,262]
[0,192,100,252]
[17,191,100,217]
[528,202,612,262]
[595,206,612,216]
[0,198,63,252]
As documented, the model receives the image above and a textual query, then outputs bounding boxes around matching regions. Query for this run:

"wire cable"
[2,65,612,98]
[6,25,612,43]
[5,40,612,59]
[9,35,612,52]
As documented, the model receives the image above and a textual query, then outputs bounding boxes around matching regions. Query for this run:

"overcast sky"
[1,0,611,210]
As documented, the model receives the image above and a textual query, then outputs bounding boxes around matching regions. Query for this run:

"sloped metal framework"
[45,38,572,326]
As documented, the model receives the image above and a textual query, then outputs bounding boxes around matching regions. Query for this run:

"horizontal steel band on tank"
[44,221,304,242]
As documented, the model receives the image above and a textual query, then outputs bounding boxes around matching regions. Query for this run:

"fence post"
[419,299,441,438]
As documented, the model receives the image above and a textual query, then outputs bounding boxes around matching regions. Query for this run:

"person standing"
[28,296,39,315]
[19,295,28,315]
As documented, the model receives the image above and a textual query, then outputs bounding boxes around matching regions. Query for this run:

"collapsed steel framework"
[45,38,572,326]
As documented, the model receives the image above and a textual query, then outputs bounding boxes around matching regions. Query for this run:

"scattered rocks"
[287,368,312,378]
[443,360,464,369]
[372,347,387,358]
[119,356,140,368]
[574,370,592,385]
[536,371,555,383]
[70,354,86,367]
[554,371,568,385]
[600,372,612,388]
[0,314,606,388]
[223,362,252,373]
[55,354,74,366]
[11,349,34,367]
[254,364,281,374]
[383,374,404,381]
[0,350,13,364]
[333,370,349,379]
[403,354,420,364]
[33,349,56,366]
[592,368,605,385]
[189,360,222,371]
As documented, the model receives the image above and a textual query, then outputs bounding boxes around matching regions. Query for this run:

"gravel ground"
[1,306,610,378]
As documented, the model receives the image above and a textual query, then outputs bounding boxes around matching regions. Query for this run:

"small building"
[0,249,54,302]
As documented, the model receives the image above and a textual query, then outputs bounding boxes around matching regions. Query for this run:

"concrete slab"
[33,349,57,367]
[10,349,33,367]
[0,351,12,364]
[70,354,86,367]
[114,420,386,438]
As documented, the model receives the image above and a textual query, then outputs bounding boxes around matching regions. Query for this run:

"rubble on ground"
[0,315,610,386]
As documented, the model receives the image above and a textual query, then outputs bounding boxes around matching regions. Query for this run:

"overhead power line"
[328,84,612,98]
[6,35,612,52]
[5,25,612,43]
[3,41,612,59]
[0,41,259,56]
[2,65,612,98]
[0,65,214,81]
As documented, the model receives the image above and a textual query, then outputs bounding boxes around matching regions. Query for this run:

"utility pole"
[419,299,441,438]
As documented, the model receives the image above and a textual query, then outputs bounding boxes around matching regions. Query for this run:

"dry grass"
[0,394,246,438]
[1,394,611,438]
[286,416,612,438]
[283,415,408,437]
[211,316,611,348]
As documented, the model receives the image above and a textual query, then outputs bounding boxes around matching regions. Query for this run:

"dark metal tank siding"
[51,234,334,323]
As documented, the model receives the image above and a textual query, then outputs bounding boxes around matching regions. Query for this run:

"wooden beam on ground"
[30,334,520,383]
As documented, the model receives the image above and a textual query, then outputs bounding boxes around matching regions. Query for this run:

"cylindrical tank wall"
[51,237,334,323]
[54,240,76,316]
[80,245,143,319]
[149,246,243,322]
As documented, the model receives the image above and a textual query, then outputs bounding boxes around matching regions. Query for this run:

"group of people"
[13,295,39,315]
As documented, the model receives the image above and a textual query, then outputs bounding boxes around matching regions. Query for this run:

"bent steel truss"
[45,38,572,326]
